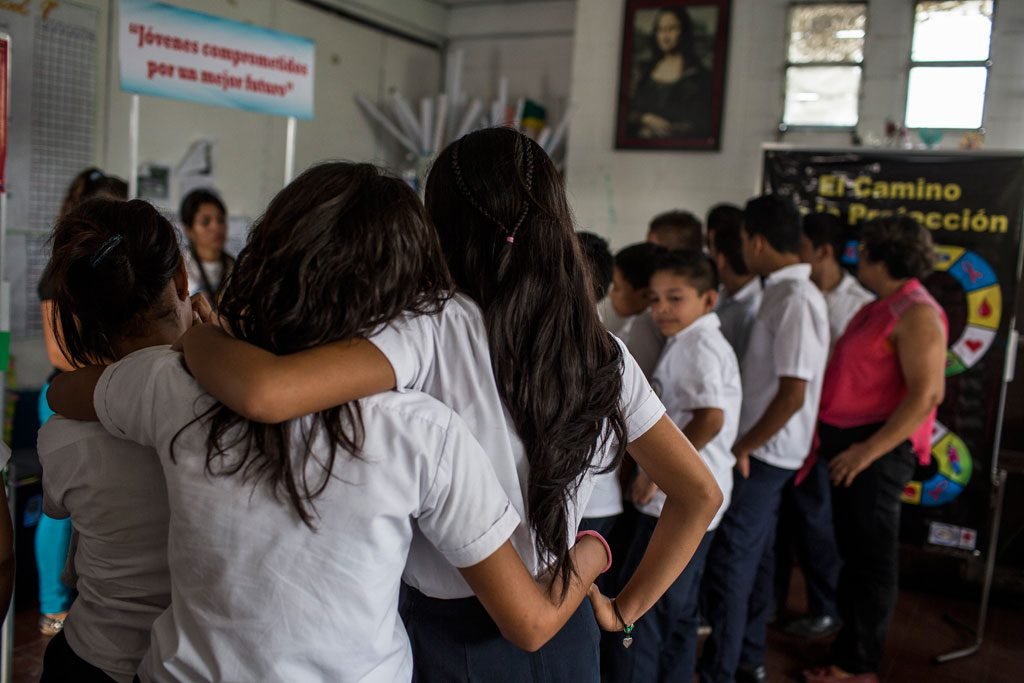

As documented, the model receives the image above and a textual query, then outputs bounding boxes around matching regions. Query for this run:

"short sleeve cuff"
[775,366,815,382]
[626,391,667,443]
[94,364,129,439]
[438,502,520,568]
[368,321,417,392]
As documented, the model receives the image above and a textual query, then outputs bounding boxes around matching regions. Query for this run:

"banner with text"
[763,149,1024,553]
[119,0,314,119]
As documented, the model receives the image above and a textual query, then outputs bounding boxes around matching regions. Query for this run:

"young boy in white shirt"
[607,242,667,378]
[610,251,741,683]
[701,196,830,683]
[774,213,876,639]
[707,204,763,362]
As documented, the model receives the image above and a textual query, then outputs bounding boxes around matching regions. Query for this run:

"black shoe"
[736,664,768,683]
[783,615,842,639]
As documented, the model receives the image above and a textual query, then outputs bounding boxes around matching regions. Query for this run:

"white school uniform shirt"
[38,419,171,683]
[618,310,665,380]
[93,346,518,683]
[715,277,763,364]
[371,294,666,598]
[824,271,875,355]
[639,313,741,530]
[740,263,829,471]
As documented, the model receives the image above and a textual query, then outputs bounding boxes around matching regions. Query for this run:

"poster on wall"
[615,0,730,151]
[762,148,1024,554]
[119,0,315,119]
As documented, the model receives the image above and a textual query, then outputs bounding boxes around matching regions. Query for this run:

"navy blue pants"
[41,631,116,682]
[607,511,715,682]
[401,585,600,682]
[700,458,794,683]
[774,455,841,619]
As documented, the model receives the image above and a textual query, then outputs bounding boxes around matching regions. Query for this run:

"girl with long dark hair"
[48,164,612,681]
[179,129,722,680]
[179,188,234,302]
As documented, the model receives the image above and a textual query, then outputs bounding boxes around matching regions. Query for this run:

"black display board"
[763,148,1024,553]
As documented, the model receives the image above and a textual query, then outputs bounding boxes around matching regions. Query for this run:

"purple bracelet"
[576,529,613,574]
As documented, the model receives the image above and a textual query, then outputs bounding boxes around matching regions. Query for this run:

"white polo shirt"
[715,277,763,364]
[618,310,665,380]
[94,346,518,683]
[740,263,829,471]
[38,419,171,683]
[371,294,666,598]
[824,271,875,354]
[640,314,741,530]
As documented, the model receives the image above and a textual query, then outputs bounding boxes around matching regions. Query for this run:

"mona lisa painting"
[616,0,731,151]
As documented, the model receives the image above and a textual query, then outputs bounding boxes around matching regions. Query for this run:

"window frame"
[903,0,996,132]
[779,1,869,132]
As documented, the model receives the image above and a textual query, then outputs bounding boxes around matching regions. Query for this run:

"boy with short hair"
[610,250,740,683]
[774,213,876,639]
[799,213,875,352]
[707,204,762,362]
[607,242,667,378]
[648,210,704,251]
[701,195,829,683]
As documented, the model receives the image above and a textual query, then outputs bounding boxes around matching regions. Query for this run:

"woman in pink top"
[806,217,947,683]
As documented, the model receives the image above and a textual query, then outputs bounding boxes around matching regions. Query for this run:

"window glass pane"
[912,1,993,62]
[905,66,987,128]
[788,3,867,63]
[783,66,861,126]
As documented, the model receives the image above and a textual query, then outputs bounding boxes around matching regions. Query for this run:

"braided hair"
[426,128,628,598]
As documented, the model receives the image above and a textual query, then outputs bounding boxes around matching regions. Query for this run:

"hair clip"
[88,170,105,182]
[90,234,124,268]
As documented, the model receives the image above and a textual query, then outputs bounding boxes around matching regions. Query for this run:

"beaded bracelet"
[575,529,613,574]
[611,598,636,648]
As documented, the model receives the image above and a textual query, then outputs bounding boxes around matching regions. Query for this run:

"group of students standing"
[32,128,725,682]
[26,126,947,683]
[578,195,947,683]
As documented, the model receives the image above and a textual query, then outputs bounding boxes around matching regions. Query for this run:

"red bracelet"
[576,529,613,574]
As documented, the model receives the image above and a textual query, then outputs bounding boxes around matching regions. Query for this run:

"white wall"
[565,0,1024,248]
[446,1,575,128]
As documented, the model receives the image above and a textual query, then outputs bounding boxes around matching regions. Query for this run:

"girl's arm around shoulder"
[179,324,396,423]
[48,366,106,422]
[459,537,609,652]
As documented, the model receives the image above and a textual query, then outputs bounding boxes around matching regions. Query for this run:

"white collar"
[667,312,720,343]
[764,263,812,286]
[732,277,762,302]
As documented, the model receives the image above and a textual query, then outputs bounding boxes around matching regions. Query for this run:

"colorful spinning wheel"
[901,420,973,507]
[933,246,1002,376]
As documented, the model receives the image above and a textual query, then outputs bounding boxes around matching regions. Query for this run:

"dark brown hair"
[46,198,183,367]
[649,210,704,251]
[426,128,627,597]
[653,249,718,294]
[59,168,128,219]
[197,162,452,526]
[180,188,227,229]
[861,216,935,280]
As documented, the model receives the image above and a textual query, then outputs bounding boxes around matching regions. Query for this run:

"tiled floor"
[9,571,1024,682]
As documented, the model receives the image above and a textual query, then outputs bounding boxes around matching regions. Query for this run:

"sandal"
[38,612,67,636]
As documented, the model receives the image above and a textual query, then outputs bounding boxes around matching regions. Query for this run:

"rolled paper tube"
[513,97,525,130]
[391,90,424,152]
[497,76,508,121]
[420,98,433,154]
[455,98,483,139]
[546,111,571,156]
[433,94,448,155]
[537,127,553,150]
[356,94,420,156]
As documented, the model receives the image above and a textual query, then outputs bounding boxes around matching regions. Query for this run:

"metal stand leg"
[933,469,1008,664]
